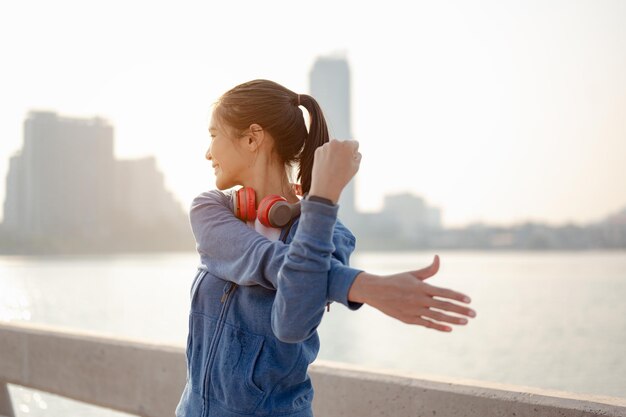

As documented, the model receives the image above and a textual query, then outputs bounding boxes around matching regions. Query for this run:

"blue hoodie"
[175,188,364,417]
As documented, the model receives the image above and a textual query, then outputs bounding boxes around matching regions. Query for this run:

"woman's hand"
[348,255,476,332]
[309,139,361,204]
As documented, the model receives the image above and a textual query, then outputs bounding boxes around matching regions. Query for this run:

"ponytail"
[295,94,330,195]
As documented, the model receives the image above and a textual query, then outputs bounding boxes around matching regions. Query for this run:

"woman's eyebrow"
[208,127,217,133]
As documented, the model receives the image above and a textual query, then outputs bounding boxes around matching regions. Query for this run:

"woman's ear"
[247,123,265,151]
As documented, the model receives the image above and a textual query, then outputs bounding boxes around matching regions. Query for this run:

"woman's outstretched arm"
[292,139,476,335]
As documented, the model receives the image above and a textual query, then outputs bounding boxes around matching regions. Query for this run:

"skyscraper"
[309,54,358,223]
[3,111,116,240]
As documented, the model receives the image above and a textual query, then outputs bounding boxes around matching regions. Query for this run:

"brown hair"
[212,79,329,195]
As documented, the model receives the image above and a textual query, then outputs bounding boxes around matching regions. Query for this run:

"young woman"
[175,79,476,417]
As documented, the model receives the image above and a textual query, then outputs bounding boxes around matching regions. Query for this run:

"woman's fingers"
[339,138,359,152]
[310,139,361,201]
[405,315,452,332]
[418,308,469,325]
[366,270,476,333]
[425,297,477,318]
[423,282,471,304]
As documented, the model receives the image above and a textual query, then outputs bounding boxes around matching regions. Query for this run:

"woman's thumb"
[410,255,440,281]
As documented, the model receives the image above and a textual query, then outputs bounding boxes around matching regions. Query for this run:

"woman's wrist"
[348,271,380,304]
[307,187,340,205]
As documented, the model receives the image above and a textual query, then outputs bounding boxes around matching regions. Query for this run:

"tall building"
[307,54,446,250]
[2,111,189,253]
[3,111,116,240]
[309,54,358,224]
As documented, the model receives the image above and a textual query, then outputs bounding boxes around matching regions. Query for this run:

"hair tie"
[297,94,301,106]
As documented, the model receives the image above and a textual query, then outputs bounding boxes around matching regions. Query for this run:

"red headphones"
[232,184,302,228]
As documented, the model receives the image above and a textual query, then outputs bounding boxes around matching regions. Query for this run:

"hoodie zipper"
[203,281,238,398]
[220,281,237,302]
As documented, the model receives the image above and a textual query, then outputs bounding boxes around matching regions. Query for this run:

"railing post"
[0,382,15,417]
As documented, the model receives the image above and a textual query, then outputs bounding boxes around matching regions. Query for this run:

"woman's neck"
[242,165,299,207]
[251,182,299,207]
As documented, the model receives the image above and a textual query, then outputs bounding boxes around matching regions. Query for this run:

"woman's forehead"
[208,110,228,133]
[208,115,222,132]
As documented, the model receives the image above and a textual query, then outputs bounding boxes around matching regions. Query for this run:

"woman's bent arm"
[190,189,364,310]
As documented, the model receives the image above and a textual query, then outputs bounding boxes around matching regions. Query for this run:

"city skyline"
[1,1,625,228]
[2,108,623,254]
[2,110,190,253]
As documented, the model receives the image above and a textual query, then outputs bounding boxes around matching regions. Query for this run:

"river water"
[1,250,625,416]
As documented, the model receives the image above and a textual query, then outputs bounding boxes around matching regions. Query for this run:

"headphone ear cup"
[234,187,257,222]
[258,194,285,228]
[291,201,301,218]
[269,201,301,228]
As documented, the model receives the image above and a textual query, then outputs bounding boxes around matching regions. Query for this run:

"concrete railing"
[1,321,625,417]
[0,321,185,417]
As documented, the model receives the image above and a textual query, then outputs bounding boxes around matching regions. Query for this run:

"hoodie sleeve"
[189,189,364,311]
[270,196,341,343]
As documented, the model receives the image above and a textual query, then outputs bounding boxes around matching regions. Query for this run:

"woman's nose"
[205,146,212,161]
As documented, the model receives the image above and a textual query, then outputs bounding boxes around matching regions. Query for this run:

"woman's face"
[206,114,249,190]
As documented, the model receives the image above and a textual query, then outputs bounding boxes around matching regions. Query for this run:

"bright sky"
[1,0,625,228]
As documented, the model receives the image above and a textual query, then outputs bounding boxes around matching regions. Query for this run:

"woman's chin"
[215,177,235,191]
